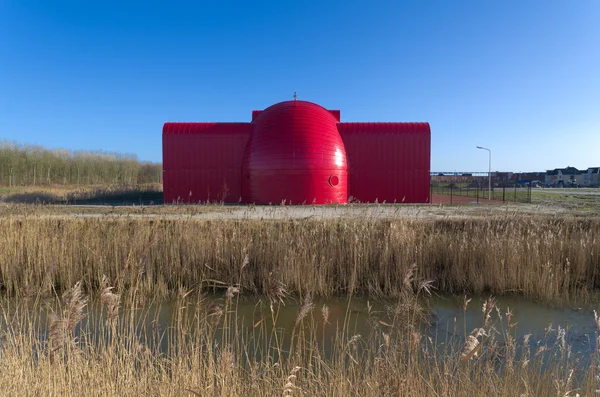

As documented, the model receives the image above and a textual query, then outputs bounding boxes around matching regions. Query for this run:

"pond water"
[7,294,600,361]
[430,295,599,358]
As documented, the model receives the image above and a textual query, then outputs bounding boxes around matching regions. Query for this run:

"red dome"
[242,100,348,204]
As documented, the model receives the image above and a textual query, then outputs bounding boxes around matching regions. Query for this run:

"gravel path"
[16,202,564,220]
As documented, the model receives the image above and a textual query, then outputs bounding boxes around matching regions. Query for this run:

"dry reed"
[0,280,597,396]
[0,216,598,303]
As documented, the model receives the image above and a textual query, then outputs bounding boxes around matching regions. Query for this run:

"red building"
[163,100,430,204]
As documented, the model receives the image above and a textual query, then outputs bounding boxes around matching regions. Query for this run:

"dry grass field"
[0,183,163,205]
[0,215,598,303]
[0,273,599,396]
[1,192,599,395]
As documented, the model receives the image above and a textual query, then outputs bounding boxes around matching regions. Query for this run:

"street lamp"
[476,146,491,200]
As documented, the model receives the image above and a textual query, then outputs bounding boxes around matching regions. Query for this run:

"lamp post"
[476,146,491,200]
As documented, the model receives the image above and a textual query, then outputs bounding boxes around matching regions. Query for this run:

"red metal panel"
[337,122,431,203]
[162,101,430,205]
[162,122,252,203]
[251,110,262,121]
[242,101,348,204]
[328,110,341,122]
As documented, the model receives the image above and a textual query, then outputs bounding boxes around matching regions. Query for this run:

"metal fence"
[430,182,532,204]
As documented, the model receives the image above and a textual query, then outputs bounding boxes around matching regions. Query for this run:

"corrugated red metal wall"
[242,101,348,204]
[162,101,430,205]
[338,122,431,203]
[162,122,252,203]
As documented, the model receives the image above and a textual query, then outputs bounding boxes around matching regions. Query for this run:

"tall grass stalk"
[0,281,598,396]
[0,217,598,302]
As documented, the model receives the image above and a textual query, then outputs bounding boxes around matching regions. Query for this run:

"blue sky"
[1,0,598,172]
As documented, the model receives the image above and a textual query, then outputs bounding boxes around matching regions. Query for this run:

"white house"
[546,167,600,187]
[545,167,581,186]
[580,167,600,187]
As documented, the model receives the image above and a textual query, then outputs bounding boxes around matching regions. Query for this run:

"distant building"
[516,172,546,185]
[430,173,487,185]
[430,171,545,187]
[433,167,598,188]
[580,167,600,187]
[494,172,545,186]
[493,172,513,185]
[545,167,589,186]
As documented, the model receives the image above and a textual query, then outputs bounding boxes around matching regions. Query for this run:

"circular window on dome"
[329,175,339,187]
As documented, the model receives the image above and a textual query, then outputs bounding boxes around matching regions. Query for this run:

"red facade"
[242,101,347,204]
[162,122,252,203]
[162,100,430,204]
[338,122,431,203]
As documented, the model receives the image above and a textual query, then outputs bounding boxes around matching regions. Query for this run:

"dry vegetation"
[0,183,163,205]
[0,216,598,303]
[531,189,600,214]
[0,211,599,395]
[0,141,161,186]
[0,195,598,396]
[1,271,599,396]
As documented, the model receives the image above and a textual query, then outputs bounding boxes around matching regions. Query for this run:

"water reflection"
[429,294,599,364]
[5,294,600,360]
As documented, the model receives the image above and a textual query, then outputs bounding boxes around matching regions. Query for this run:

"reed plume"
[100,275,120,328]
[48,281,87,360]
[295,293,314,327]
